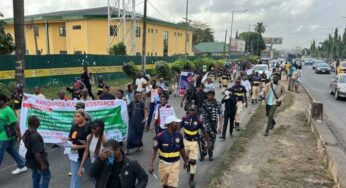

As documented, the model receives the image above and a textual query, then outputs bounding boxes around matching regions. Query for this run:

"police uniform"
[153,130,184,187]
[230,84,247,129]
[251,75,261,103]
[201,99,222,159]
[181,115,204,174]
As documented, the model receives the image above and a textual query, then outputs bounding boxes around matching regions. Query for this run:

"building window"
[148,28,150,33]
[60,51,67,54]
[136,52,141,56]
[155,29,158,33]
[163,31,169,56]
[33,26,39,37]
[186,33,189,42]
[151,28,154,33]
[174,32,176,36]
[72,25,81,30]
[74,51,82,55]
[110,25,117,36]
[59,26,66,36]
[136,27,141,37]
[151,52,153,56]
[155,52,157,56]
[147,52,150,56]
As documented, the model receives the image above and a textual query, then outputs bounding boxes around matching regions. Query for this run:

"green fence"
[0,54,236,88]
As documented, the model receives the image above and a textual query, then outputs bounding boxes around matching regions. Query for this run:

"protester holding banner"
[0,93,27,175]
[68,109,92,188]
[127,91,148,154]
[78,119,106,185]
[33,87,46,99]
[23,116,51,188]
[152,95,176,134]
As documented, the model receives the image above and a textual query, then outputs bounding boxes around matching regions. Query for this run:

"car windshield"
[318,63,329,67]
[342,63,346,68]
[254,66,268,71]
[339,76,346,83]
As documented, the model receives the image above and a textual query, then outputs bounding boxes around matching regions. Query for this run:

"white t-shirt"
[136,78,147,92]
[241,80,252,92]
[204,82,215,92]
[35,94,46,99]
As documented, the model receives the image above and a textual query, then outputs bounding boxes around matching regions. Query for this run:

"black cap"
[75,102,85,109]
[104,140,121,150]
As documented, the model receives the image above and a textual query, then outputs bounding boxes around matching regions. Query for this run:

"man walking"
[200,91,223,161]
[262,74,285,136]
[220,90,237,139]
[149,115,187,188]
[229,78,247,131]
[180,106,209,188]
[251,72,261,104]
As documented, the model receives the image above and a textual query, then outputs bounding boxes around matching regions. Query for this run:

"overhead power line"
[147,0,169,21]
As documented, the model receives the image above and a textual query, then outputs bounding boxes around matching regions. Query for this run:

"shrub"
[154,61,172,81]
[122,61,140,80]
[109,42,127,55]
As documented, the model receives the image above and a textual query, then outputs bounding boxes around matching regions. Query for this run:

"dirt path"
[209,89,335,188]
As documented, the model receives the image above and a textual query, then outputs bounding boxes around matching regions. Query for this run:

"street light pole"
[141,0,147,74]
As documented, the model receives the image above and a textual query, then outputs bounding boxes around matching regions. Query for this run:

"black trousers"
[222,111,236,136]
[86,84,95,100]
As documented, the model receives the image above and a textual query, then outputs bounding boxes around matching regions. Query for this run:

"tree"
[239,31,266,56]
[255,22,265,34]
[189,21,214,45]
[0,13,15,55]
[12,0,26,85]
[109,42,127,55]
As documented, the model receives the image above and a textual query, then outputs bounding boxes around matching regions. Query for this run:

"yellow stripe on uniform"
[159,150,180,158]
[234,93,244,96]
[184,128,198,136]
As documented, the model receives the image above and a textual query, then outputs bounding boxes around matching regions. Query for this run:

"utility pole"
[223,29,228,57]
[141,0,147,73]
[228,10,248,57]
[184,0,189,56]
[13,0,26,85]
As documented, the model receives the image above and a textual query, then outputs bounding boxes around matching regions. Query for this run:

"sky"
[1,0,346,50]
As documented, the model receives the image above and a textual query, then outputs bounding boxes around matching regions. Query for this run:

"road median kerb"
[302,83,346,188]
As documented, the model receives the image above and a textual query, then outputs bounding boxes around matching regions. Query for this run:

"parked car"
[313,60,326,70]
[329,73,346,100]
[315,63,331,74]
[336,61,346,75]
[252,64,272,82]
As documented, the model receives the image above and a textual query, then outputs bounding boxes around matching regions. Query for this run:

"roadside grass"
[40,79,130,99]
[208,92,295,187]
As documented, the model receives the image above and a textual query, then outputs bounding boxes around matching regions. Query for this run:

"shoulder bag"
[271,83,281,107]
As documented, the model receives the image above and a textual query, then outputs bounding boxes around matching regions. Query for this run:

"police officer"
[200,90,223,161]
[220,90,237,139]
[229,78,247,131]
[180,105,209,188]
[251,72,261,104]
[149,115,187,188]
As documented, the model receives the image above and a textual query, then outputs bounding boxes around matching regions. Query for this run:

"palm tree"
[12,0,25,85]
[255,22,265,34]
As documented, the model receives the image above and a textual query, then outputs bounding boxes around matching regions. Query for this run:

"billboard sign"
[229,39,246,52]
[263,37,283,45]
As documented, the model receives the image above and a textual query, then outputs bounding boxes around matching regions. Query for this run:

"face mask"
[108,154,115,164]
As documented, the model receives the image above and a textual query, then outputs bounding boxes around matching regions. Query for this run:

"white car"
[253,64,272,81]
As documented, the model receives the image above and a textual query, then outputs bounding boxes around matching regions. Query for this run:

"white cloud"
[1,0,346,49]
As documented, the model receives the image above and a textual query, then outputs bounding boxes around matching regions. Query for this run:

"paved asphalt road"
[0,83,258,188]
[301,66,346,151]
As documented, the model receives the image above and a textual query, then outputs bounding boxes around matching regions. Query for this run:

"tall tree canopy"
[189,21,215,45]
[0,13,15,55]
[239,31,266,56]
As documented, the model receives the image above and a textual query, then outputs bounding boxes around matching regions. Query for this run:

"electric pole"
[141,0,147,73]
[184,0,189,56]
[13,0,26,85]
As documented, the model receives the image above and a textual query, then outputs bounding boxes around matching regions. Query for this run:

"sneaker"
[12,167,27,175]
[219,135,226,139]
[208,156,214,161]
[68,172,72,176]
[264,132,269,136]
[237,127,240,131]
[189,179,196,188]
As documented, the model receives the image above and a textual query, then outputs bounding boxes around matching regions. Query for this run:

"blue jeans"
[70,160,81,188]
[0,139,25,168]
[32,168,51,188]
[146,103,156,128]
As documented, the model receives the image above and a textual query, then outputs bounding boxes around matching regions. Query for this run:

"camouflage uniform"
[201,99,222,158]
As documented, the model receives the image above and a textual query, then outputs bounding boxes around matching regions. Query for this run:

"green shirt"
[0,106,17,141]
